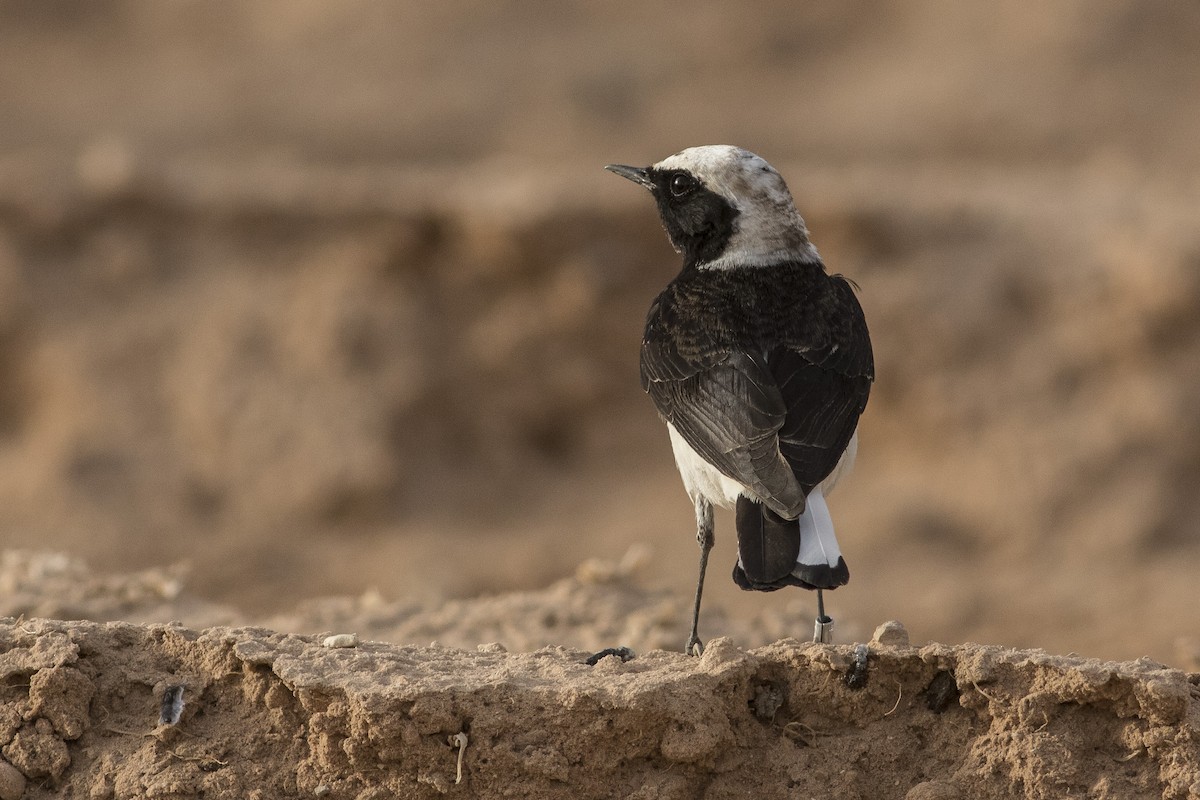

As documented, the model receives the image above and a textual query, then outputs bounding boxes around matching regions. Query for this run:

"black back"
[640,260,873,518]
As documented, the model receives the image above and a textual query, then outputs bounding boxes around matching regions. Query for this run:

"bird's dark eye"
[669,172,696,197]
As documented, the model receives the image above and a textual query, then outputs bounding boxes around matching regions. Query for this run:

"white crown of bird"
[653,145,818,269]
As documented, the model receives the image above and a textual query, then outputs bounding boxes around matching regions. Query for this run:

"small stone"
[697,637,743,668]
[0,759,26,800]
[922,671,961,714]
[871,620,910,647]
[322,634,358,649]
[845,643,870,689]
[158,685,185,726]
[751,683,785,721]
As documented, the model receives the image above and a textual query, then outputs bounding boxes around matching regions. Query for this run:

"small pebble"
[871,620,910,647]
[845,643,870,689]
[322,633,358,648]
[923,671,960,713]
[697,637,741,667]
[159,684,186,726]
[0,759,26,800]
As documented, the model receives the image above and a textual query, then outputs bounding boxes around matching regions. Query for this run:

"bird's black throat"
[645,168,740,269]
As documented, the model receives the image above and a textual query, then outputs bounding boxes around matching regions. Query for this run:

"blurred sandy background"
[0,1,1197,664]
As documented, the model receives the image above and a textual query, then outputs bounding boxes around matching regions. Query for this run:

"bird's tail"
[733,488,849,591]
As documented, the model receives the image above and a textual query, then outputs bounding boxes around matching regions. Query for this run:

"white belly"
[667,423,746,509]
[666,423,859,509]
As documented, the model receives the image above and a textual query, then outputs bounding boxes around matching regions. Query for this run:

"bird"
[605,145,874,655]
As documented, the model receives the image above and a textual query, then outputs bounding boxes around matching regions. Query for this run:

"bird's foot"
[685,635,704,657]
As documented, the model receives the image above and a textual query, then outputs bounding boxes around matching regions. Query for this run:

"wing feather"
[641,266,873,517]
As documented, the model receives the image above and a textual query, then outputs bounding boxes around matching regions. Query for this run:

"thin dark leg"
[813,588,834,643]
[686,498,714,656]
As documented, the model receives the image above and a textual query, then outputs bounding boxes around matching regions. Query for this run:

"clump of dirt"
[0,614,1197,800]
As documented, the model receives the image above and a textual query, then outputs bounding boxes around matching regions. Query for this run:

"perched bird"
[606,146,874,654]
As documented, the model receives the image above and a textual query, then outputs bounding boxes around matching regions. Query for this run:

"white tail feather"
[796,488,841,568]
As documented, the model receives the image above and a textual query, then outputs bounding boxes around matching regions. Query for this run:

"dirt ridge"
[1,617,1197,799]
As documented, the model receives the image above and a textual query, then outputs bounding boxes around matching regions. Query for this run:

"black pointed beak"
[604,163,654,190]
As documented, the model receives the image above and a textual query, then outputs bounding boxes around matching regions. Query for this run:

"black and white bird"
[606,145,874,654]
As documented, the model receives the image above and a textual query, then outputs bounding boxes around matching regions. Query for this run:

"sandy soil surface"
[1,554,1199,799]
[1,2,1199,797]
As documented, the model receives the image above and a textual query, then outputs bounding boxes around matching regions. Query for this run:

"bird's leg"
[813,588,834,643]
[686,497,714,656]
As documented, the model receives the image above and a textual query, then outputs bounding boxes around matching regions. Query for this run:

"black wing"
[641,341,807,515]
[774,276,873,494]
[641,269,873,517]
